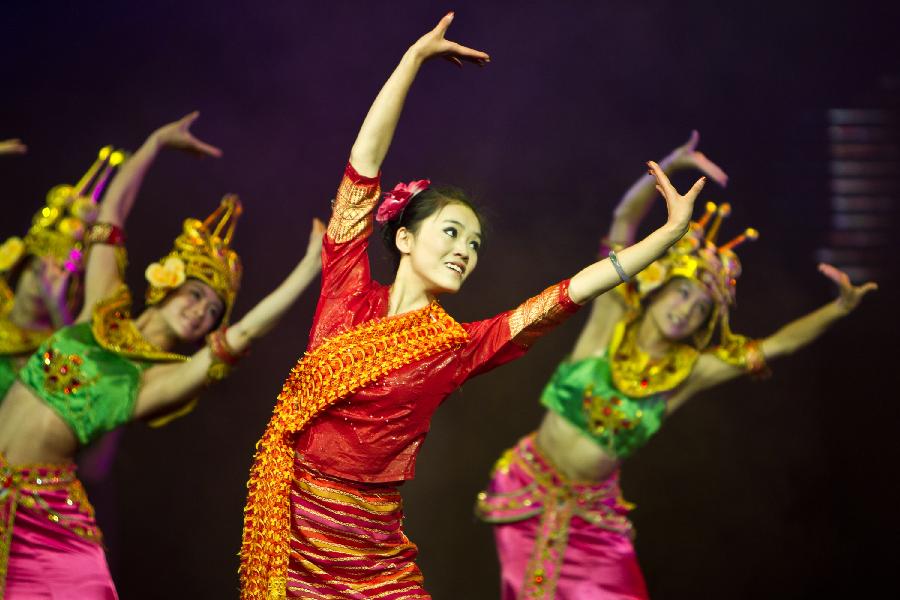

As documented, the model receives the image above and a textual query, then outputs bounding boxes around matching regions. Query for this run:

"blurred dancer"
[476,134,877,600]
[1,147,125,398]
[0,113,324,599]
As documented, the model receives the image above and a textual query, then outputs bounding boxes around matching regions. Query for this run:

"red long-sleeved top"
[294,164,580,483]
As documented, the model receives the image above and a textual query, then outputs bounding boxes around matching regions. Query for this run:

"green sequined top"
[540,353,667,460]
[13,284,189,446]
[0,356,16,399]
[17,322,154,446]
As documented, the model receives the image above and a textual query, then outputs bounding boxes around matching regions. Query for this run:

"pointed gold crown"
[0,146,128,276]
[633,201,758,347]
[144,195,243,327]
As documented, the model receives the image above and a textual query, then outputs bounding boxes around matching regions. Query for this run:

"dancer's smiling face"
[158,279,224,342]
[395,202,482,295]
[646,277,713,341]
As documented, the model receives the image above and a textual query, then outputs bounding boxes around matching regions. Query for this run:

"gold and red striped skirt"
[286,456,429,599]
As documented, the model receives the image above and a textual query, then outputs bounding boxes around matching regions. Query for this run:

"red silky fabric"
[295,164,581,484]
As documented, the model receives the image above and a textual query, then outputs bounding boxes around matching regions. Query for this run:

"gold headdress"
[144,195,243,327]
[631,201,758,348]
[0,146,127,324]
[0,146,128,275]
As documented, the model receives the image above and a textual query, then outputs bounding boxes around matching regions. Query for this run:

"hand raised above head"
[817,262,878,314]
[648,160,705,235]
[409,12,490,68]
[150,112,222,158]
[668,130,729,187]
[0,138,27,155]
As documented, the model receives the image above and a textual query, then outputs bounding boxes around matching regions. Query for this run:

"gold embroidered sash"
[239,301,468,600]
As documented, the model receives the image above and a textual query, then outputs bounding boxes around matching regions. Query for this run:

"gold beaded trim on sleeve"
[327,172,382,243]
[508,281,578,347]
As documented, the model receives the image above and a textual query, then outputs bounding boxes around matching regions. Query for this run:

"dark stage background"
[3,1,899,598]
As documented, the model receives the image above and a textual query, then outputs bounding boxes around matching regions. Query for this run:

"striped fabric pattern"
[287,459,430,599]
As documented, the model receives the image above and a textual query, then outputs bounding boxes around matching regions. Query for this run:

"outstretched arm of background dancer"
[0,138,27,154]
[671,263,878,406]
[572,134,727,359]
[608,131,728,246]
[567,162,705,305]
[759,263,877,357]
[348,12,489,178]
[131,220,325,420]
[228,218,324,345]
[78,112,222,320]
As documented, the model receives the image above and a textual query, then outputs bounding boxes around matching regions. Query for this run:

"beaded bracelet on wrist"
[206,328,247,381]
[85,222,127,246]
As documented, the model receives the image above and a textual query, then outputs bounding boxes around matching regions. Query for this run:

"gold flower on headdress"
[0,237,25,272]
[144,195,243,328]
[635,259,668,294]
[145,257,186,289]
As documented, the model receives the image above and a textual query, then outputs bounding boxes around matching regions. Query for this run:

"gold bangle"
[206,328,246,381]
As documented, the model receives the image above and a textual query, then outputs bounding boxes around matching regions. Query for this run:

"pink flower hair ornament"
[375,179,431,224]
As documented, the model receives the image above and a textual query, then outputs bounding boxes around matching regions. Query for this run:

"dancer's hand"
[304,218,326,262]
[666,130,728,187]
[818,263,878,314]
[409,12,490,67]
[149,112,222,158]
[0,138,27,155]
[648,160,705,236]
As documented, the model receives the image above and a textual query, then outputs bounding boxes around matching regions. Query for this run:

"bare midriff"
[0,381,77,465]
[535,410,620,482]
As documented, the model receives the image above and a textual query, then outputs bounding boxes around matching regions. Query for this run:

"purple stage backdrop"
[2,1,899,598]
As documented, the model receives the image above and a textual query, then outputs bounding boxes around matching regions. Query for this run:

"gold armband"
[712,336,771,378]
[205,328,247,381]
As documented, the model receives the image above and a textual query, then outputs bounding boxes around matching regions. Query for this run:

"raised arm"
[348,12,489,178]
[608,131,728,246]
[572,134,728,359]
[760,263,877,358]
[78,113,221,321]
[131,220,325,420]
[0,138,27,155]
[567,162,705,305]
[669,263,877,410]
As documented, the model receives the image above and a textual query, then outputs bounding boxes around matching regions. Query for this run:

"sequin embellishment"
[239,301,468,600]
[41,348,90,396]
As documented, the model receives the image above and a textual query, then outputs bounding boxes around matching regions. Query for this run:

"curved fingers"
[684,176,708,202]
[684,129,700,152]
[432,11,455,37]
[690,151,729,187]
[648,160,677,197]
[186,133,223,158]
[818,262,849,287]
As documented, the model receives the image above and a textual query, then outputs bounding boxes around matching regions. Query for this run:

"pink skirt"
[476,434,648,600]
[1,455,117,600]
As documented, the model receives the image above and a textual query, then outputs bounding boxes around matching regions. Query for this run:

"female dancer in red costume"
[239,13,710,600]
